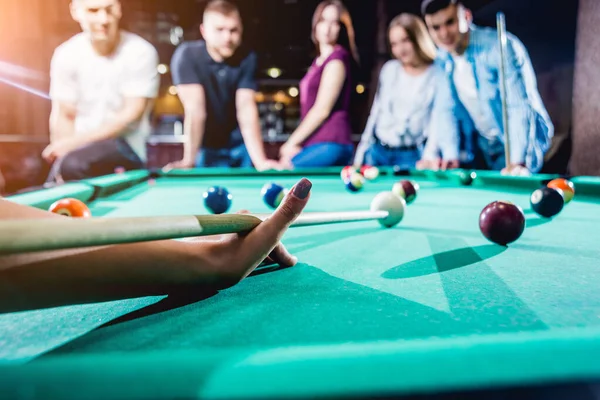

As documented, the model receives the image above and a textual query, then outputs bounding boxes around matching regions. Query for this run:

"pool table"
[2,168,600,399]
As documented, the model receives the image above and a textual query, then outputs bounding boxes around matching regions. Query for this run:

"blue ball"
[344,172,365,193]
[261,182,287,209]
[203,186,232,214]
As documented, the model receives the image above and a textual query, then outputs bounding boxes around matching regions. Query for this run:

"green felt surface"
[2,169,600,399]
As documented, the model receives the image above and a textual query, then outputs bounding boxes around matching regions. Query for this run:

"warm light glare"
[273,90,289,104]
[168,86,178,95]
[0,76,49,99]
[356,84,365,94]
[255,92,266,102]
[288,87,299,97]
[157,64,169,74]
[267,67,282,78]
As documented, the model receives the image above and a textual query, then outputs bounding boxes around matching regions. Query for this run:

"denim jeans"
[364,141,422,169]
[291,143,354,168]
[196,142,252,168]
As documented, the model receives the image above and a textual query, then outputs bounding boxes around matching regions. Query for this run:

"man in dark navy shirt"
[167,0,281,170]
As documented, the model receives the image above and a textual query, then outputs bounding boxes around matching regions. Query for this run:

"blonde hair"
[389,13,437,65]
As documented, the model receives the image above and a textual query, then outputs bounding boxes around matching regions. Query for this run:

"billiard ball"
[344,172,365,192]
[360,165,380,180]
[392,180,418,204]
[479,201,525,246]
[459,170,476,186]
[530,187,564,218]
[547,178,575,204]
[114,166,125,174]
[203,186,232,214]
[341,166,357,181]
[49,198,92,218]
[370,192,406,228]
[261,182,288,209]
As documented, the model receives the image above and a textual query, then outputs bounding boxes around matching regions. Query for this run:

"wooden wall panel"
[0,0,76,139]
[571,0,600,176]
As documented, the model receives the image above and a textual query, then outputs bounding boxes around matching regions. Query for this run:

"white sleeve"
[122,41,160,99]
[49,46,78,104]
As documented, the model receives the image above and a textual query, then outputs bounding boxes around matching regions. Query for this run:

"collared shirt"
[429,25,554,172]
[171,40,257,149]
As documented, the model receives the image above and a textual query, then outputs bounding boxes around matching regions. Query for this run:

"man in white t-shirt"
[43,0,160,182]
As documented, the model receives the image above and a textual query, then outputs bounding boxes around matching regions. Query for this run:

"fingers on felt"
[268,242,297,268]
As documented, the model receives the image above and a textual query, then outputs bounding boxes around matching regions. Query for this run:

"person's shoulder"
[332,45,351,61]
[177,39,206,53]
[53,33,87,57]
[169,40,201,69]
[380,59,400,76]
[121,31,158,56]
[321,45,351,70]
[471,25,528,56]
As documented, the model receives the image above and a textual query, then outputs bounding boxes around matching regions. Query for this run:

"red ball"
[49,198,92,218]
[479,201,525,246]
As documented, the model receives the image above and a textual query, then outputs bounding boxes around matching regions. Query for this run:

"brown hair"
[388,13,437,65]
[311,0,359,63]
[203,0,240,17]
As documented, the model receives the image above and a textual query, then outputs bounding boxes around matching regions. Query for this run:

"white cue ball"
[370,191,406,228]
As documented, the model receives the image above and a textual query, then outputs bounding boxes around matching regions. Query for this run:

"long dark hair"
[311,0,360,64]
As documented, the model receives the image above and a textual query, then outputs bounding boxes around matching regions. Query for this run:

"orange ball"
[49,198,92,218]
[547,178,575,204]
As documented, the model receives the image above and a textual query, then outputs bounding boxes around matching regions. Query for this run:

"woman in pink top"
[279,0,359,168]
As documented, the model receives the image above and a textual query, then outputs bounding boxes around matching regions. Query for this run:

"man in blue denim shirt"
[420,0,554,174]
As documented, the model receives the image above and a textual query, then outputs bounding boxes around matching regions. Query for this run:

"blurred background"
[0,0,581,194]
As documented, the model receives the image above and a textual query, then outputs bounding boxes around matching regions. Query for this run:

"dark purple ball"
[479,201,525,246]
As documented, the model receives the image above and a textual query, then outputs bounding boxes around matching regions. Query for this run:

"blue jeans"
[292,143,354,168]
[364,141,422,169]
[196,143,252,168]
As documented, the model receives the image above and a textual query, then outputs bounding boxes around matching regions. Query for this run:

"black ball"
[530,187,564,218]
[459,170,476,186]
[393,165,410,176]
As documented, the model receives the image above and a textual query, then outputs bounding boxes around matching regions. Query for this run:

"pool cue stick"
[0,210,389,255]
[497,12,511,172]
